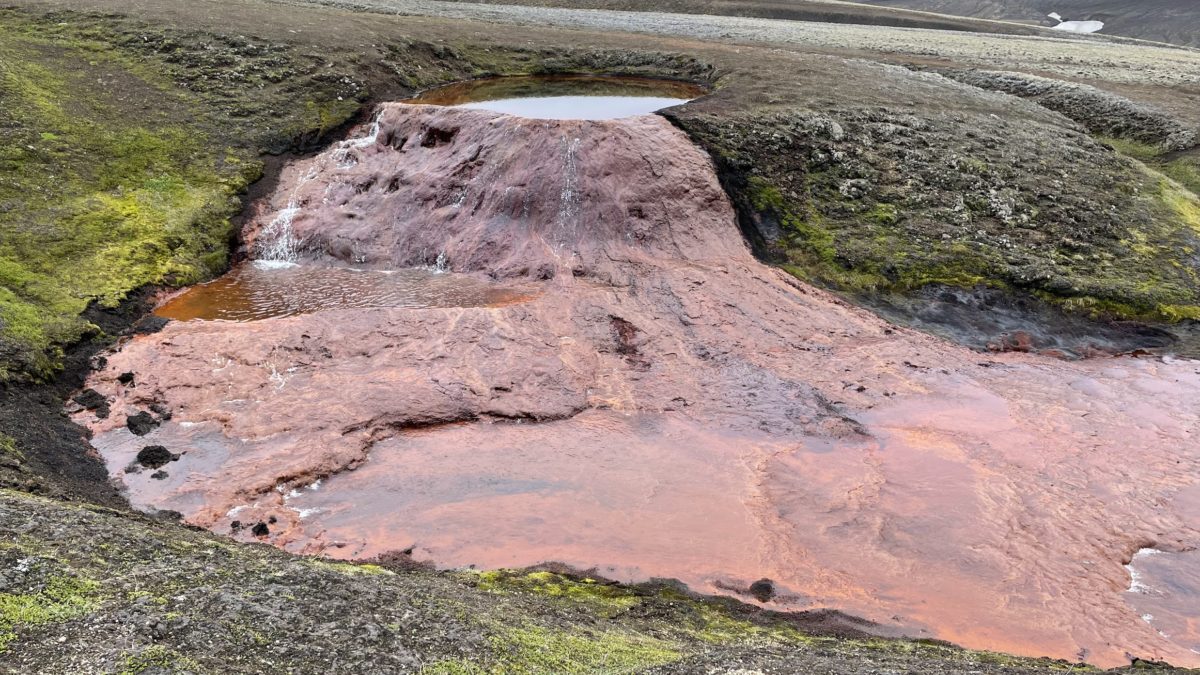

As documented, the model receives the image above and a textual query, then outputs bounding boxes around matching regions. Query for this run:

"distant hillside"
[854,0,1200,46]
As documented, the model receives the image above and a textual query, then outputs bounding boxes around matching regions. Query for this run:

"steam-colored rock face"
[78,105,1200,668]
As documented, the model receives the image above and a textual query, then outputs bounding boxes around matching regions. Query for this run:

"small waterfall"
[255,204,302,267]
[331,113,382,169]
[254,114,383,266]
[557,136,582,232]
[433,250,449,274]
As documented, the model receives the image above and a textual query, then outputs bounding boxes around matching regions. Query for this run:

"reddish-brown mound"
[77,105,1200,667]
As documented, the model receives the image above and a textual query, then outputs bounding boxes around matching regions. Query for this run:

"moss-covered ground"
[0,11,366,381]
[0,18,250,379]
[671,105,1200,325]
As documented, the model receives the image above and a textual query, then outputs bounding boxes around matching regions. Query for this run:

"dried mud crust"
[0,489,1178,674]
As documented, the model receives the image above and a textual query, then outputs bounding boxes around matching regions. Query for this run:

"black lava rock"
[117,372,135,385]
[251,522,270,537]
[133,315,169,334]
[126,411,159,436]
[150,470,169,480]
[72,389,110,419]
[749,578,775,603]
[136,445,173,469]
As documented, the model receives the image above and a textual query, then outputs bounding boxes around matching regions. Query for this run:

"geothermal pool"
[75,77,1200,668]
[405,74,705,119]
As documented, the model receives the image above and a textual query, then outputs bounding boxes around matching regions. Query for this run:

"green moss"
[1100,136,1163,162]
[473,570,640,616]
[1161,157,1200,197]
[0,575,100,650]
[490,625,680,674]
[118,645,202,675]
[298,98,363,141]
[747,176,845,278]
[683,602,812,646]
[865,202,900,226]
[1163,179,1200,234]
[0,21,255,380]
[0,434,22,462]
[307,559,394,576]
[421,660,488,675]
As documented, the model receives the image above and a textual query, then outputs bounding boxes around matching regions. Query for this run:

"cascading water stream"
[255,205,302,266]
[254,113,384,266]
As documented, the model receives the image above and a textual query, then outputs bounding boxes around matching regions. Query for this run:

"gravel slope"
[278,0,1200,85]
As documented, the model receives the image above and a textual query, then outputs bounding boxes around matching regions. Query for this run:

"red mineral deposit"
[78,104,1200,668]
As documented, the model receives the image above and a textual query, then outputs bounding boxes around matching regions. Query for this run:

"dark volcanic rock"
[136,445,173,469]
[749,578,776,603]
[133,315,169,335]
[71,389,109,419]
[126,411,159,436]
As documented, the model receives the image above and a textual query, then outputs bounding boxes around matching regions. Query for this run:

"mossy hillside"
[1102,137,1200,205]
[0,26,252,380]
[0,544,101,652]
[672,105,1200,322]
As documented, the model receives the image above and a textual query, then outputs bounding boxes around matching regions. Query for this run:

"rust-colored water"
[154,262,530,321]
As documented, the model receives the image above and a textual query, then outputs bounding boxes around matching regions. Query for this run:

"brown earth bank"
[3,0,1200,671]
[75,105,1200,668]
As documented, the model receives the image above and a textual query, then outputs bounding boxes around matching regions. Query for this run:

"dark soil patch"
[0,287,158,507]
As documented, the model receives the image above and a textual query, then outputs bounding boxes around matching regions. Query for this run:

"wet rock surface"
[864,285,1194,358]
[77,105,1200,667]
